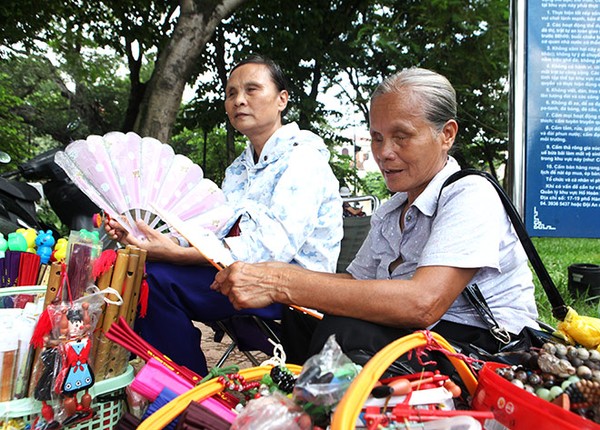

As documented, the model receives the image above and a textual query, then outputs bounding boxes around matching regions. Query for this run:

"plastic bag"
[292,335,361,427]
[231,392,311,430]
[556,307,600,350]
[293,335,361,406]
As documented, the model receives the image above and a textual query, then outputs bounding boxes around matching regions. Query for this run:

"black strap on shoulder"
[441,168,568,321]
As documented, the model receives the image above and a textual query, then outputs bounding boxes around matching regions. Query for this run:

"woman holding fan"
[106,55,343,375]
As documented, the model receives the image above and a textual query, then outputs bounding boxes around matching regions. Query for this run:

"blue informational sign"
[525,0,600,238]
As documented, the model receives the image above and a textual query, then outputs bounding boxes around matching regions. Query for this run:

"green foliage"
[0,72,27,172]
[1,0,512,189]
[170,127,245,185]
[0,52,129,155]
[532,237,600,326]
[362,171,391,202]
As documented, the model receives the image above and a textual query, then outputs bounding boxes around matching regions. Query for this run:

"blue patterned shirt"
[219,123,343,273]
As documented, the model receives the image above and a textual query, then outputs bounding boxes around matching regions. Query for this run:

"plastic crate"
[0,364,134,429]
[472,361,600,430]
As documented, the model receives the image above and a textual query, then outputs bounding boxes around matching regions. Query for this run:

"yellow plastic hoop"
[330,332,478,430]
[137,364,302,430]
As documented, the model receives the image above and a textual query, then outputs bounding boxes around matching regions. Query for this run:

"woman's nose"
[376,139,397,161]
[233,93,247,106]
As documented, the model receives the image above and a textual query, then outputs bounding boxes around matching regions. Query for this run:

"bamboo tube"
[93,248,129,381]
[102,251,139,379]
[44,261,62,307]
[126,247,147,327]
[117,251,140,321]
[90,262,116,366]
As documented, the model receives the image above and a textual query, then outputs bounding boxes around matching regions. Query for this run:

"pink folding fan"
[54,131,233,240]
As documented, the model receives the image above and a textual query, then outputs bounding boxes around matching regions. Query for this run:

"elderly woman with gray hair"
[211,67,539,367]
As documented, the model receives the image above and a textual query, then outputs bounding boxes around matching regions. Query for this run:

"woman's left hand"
[211,262,285,310]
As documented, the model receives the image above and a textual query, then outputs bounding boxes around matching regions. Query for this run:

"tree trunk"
[135,0,246,143]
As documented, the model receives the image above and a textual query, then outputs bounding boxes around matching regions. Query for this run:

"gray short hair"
[371,68,457,132]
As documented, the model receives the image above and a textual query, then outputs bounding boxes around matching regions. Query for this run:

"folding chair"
[210,194,379,366]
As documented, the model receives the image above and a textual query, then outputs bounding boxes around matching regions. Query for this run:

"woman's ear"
[440,119,458,151]
[278,90,289,113]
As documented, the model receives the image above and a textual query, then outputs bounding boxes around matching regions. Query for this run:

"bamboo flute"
[103,251,139,379]
[93,248,129,381]
[89,262,116,366]
[125,247,147,327]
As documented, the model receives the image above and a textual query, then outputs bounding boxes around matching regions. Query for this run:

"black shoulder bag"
[441,169,567,360]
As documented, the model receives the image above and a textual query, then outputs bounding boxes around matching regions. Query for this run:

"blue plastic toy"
[36,230,56,264]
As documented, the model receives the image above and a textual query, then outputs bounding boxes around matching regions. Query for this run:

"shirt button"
[264,155,268,161]
[406,215,412,222]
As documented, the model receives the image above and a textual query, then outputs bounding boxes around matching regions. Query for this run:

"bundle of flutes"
[92,245,147,382]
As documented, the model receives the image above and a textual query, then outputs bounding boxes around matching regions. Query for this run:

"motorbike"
[0,148,101,237]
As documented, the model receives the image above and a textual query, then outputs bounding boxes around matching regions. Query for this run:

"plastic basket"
[0,364,134,429]
[472,361,600,430]
[137,364,303,430]
[329,331,480,430]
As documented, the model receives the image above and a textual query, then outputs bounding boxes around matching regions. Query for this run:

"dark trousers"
[283,309,502,375]
[135,262,282,376]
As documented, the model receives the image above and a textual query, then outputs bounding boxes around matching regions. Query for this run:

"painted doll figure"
[55,303,95,424]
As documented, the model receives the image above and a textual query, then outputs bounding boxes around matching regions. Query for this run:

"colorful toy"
[7,231,27,251]
[16,227,38,253]
[0,233,7,258]
[35,301,98,428]
[55,303,95,424]
[52,237,68,262]
[36,230,56,264]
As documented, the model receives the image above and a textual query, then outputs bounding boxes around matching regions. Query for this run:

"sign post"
[514,0,600,238]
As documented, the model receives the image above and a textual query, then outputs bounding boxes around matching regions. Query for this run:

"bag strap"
[440,168,568,321]
[463,283,512,344]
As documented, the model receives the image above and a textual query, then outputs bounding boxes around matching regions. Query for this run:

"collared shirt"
[219,122,343,273]
[348,156,538,335]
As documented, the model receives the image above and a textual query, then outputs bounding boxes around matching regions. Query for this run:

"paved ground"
[195,322,269,370]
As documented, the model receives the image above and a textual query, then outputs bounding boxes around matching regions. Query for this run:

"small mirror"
[0,151,10,164]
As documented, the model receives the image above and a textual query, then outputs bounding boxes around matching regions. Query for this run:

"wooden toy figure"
[54,302,95,426]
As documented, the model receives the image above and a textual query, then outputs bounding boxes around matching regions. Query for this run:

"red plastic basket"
[472,361,600,430]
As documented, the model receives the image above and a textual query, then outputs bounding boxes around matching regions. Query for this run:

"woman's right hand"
[105,218,205,264]
[105,218,130,244]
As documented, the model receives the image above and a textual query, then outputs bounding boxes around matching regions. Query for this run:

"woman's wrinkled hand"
[211,261,287,310]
